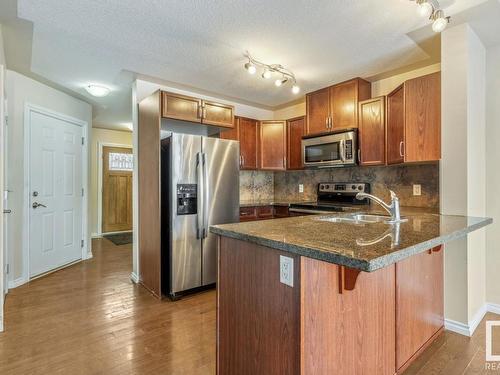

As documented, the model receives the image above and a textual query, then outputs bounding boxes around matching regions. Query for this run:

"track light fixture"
[411,0,450,33]
[243,52,300,94]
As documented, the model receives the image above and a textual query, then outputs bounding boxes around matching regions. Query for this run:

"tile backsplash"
[240,171,274,202]
[241,163,440,208]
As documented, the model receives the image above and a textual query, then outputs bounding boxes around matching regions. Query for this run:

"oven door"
[302,134,345,167]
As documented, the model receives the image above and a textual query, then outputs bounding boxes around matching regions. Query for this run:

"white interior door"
[29,110,83,277]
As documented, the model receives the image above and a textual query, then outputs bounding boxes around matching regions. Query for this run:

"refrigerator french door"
[161,133,239,299]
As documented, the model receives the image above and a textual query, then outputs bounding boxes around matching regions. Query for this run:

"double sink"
[317,213,407,225]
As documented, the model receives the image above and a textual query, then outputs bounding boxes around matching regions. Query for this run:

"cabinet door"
[260,121,286,170]
[287,116,306,170]
[358,97,386,166]
[220,117,239,141]
[239,117,258,170]
[306,88,330,135]
[161,91,202,122]
[396,246,444,372]
[202,100,235,128]
[330,80,358,130]
[386,85,405,164]
[404,72,441,162]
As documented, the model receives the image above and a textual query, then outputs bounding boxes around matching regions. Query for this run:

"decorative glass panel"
[109,152,133,171]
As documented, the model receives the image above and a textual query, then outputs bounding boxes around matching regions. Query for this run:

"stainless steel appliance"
[289,182,370,214]
[302,129,357,168]
[161,134,239,299]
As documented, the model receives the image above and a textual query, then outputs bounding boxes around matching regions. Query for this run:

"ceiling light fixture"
[243,51,300,95]
[244,61,257,74]
[410,0,450,33]
[85,84,111,97]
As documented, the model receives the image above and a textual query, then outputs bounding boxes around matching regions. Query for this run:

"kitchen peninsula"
[211,210,492,375]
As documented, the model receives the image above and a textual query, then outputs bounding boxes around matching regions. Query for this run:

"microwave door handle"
[196,152,203,239]
[339,140,346,162]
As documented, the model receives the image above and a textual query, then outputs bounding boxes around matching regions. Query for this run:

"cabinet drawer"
[240,207,257,221]
[273,206,290,218]
[256,206,274,219]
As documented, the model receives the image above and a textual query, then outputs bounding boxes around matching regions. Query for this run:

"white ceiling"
[1,0,496,130]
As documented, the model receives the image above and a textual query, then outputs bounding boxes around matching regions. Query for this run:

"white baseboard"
[445,318,471,336]
[8,276,28,289]
[86,251,93,260]
[130,272,139,284]
[91,233,101,239]
[487,302,500,315]
[445,303,495,337]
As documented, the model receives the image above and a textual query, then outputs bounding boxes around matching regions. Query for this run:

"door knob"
[32,202,47,209]
[3,209,11,214]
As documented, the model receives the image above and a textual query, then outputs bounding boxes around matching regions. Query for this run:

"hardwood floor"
[0,238,215,375]
[0,238,498,374]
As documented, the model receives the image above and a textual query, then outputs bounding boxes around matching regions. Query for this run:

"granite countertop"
[210,208,492,272]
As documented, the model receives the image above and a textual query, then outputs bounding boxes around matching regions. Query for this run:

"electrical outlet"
[280,255,294,287]
[413,184,422,196]
[299,184,304,193]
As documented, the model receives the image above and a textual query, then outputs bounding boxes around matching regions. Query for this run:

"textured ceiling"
[7,0,492,128]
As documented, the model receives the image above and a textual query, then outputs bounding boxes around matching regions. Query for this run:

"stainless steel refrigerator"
[161,133,239,299]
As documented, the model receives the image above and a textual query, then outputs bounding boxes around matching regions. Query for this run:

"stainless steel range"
[289,182,371,215]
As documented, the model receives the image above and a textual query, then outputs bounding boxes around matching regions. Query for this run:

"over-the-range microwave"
[302,129,357,168]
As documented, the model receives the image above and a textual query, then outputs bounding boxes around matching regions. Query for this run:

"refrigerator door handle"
[202,152,209,238]
[196,152,204,239]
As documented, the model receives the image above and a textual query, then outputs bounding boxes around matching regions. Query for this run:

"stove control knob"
[352,185,356,190]
[324,184,329,190]
[358,185,363,191]
[320,184,325,190]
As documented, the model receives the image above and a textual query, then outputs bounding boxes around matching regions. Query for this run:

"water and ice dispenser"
[176,184,197,215]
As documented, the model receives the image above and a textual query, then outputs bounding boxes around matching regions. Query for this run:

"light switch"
[299,184,304,193]
[280,255,294,287]
[413,184,422,196]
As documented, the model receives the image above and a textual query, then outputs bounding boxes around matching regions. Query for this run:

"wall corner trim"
[487,303,500,315]
[445,304,491,337]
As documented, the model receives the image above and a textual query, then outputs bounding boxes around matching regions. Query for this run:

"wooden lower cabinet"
[396,245,444,373]
[217,237,444,375]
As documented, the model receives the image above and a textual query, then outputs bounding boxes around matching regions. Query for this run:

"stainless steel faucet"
[356,190,403,223]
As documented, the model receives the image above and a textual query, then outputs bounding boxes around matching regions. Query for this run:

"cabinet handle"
[399,141,404,157]
[197,105,202,119]
[202,106,206,119]
[329,116,333,129]
[325,117,329,129]
[357,149,361,163]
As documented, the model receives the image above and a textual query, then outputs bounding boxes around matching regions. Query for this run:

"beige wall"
[371,63,441,97]
[5,70,92,284]
[441,24,487,328]
[486,43,500,306]
[273,101,306,120]
[90,128,132,236]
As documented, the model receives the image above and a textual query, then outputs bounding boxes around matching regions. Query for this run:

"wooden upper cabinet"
[306,78,371,136]
[396,246,444,372]
[238,117,258,170]
[220,117,239,141]
[404,72,441,163]
[386,72,441,164]
[202,101,234,128]
[358,97,386,166]
[330,78,371,130]
[287,116,306,170]
[161,91,235,129]
[387,85,405,165]
[306,88,330,135]
[260,121,286,171]
[161,92,202,123]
